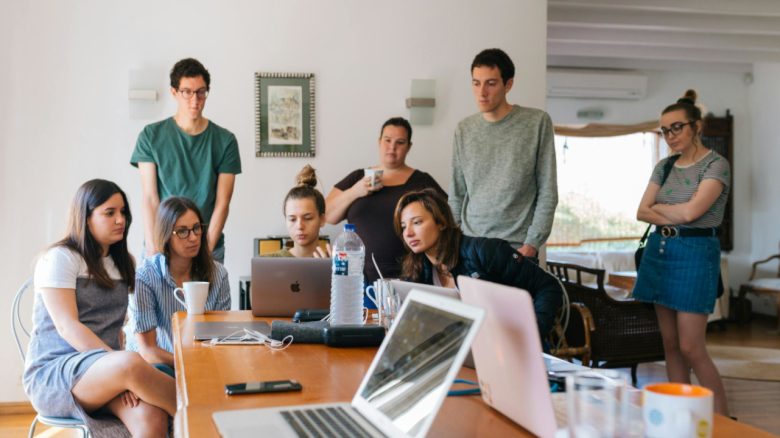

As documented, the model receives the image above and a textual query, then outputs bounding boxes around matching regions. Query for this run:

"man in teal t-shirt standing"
[131,58,241,263]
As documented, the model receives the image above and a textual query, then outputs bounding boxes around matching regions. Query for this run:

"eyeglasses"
[178,88,209,100]
[172,223,205,239]
[660,121,694,137]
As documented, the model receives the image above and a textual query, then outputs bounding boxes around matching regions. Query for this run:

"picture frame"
[255,72,316,157]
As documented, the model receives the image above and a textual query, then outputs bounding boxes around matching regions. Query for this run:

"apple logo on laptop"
[290,281,301,293]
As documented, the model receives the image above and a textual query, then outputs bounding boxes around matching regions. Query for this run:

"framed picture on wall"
[255,72,315,157]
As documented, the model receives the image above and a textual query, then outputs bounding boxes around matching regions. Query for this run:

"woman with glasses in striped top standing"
[634,89,730,415]
[128,196,231,375]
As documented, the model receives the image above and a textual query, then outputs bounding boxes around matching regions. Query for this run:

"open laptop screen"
[359,299,474,436]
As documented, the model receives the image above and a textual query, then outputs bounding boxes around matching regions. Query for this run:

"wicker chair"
[737,244,780,331]
[546,261,664,384]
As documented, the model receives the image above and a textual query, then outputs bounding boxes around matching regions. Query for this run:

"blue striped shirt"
[126,253,231,353]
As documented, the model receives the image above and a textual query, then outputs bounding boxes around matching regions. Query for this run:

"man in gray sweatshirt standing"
[449,48,557,260]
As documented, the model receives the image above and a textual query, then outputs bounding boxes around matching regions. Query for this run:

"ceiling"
[547,0,780,73]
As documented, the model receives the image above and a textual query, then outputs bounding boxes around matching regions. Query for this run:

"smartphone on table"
[225,379,302,395]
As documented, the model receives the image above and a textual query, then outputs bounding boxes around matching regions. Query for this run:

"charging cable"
[447,379,481,396]
[202,328,293,351]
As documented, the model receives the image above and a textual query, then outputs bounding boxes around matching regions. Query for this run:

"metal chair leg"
[28,416,39,438]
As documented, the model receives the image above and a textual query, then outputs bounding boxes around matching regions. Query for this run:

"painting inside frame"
[255,72,315,157]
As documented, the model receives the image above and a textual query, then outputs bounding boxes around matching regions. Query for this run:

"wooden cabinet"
[702,111,734,251]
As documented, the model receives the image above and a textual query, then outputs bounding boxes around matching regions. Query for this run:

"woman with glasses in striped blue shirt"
[128,197,231,374]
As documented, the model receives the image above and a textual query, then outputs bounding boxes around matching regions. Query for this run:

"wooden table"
[607,270,637,290]
[172,311,772,437]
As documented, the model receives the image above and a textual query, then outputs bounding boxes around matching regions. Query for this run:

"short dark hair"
[55,179,135,289]
[170,58,211,90]
[154,197,214,284]
[471,48,515,84]
[379,117,412,143]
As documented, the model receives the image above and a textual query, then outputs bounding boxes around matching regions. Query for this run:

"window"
[548,132,665,251]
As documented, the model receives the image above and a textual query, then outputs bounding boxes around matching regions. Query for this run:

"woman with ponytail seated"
[267,165,330,258]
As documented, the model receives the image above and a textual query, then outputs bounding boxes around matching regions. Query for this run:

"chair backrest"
[546,260,606,289]
[11,277,34,362]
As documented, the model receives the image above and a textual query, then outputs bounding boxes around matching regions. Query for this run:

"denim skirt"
[633,232,720,314]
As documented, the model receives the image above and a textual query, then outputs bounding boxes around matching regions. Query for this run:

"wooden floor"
[2,317,779,437]
[620,315,780,436]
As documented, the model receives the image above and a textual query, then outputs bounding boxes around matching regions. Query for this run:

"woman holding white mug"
[128,196,230,372]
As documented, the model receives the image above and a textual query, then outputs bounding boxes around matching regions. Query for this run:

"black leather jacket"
[417,235,562,338]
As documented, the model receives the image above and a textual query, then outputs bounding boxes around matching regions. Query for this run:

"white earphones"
[202,328,293,351]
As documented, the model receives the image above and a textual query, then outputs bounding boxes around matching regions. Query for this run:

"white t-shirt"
[34,246,122,290]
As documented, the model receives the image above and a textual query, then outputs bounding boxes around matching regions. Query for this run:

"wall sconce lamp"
[406,79,436,125]
[128,89,157,101]
[128,69,164,120]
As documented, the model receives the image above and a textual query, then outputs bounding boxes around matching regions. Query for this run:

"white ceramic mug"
[365,279,399,329]
[173,281,209,315]
[643,383,713,438]
[364,168,383,188]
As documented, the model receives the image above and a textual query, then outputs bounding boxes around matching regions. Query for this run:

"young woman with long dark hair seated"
[393,188,563,340]
[24,179,173,436]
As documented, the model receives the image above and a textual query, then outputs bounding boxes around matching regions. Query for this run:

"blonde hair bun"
[295,164,318,188]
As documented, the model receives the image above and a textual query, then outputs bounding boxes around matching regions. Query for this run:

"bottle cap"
[344,224,356,232]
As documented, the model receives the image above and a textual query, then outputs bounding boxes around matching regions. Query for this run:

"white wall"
[0,1,548,402]
[747,63,780,286]
[546,70,759,307]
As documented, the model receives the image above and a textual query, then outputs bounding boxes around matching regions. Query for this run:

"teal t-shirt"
[130,117,242,247]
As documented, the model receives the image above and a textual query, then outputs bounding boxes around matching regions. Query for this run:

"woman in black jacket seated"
[393,188,563,341]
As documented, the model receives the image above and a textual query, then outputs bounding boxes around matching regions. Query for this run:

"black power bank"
[322,325,386,347]
[292,308,330,323]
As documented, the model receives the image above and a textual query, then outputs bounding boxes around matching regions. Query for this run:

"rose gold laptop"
[458,276,559,438]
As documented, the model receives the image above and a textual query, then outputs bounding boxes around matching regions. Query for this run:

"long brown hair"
[283,164,325,216]
[55,179,135,289]
[393,189,462,282]
[154,197,214,284]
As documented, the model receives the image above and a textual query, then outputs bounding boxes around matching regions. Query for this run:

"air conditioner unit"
[547,69,647,100]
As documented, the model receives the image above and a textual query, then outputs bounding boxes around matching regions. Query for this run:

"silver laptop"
[458,276,559,438]
[193,321,271,341]
[389,280,459,302]
[251,257,331,317]
[212,290,485,438]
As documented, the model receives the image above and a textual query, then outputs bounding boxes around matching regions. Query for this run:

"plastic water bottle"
[330,224,365,325]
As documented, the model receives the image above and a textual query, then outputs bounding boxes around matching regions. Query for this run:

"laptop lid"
[458,276,558,438]
[193,321,271,341]
[389,280,459,302]
[350,289,484,438]
[250,257,331,317]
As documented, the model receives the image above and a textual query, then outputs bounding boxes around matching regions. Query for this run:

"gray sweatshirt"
[449,105,558,249]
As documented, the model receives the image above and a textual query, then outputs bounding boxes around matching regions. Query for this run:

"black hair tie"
[677,97,695,105]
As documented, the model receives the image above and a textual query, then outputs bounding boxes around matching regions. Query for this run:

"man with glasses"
[449,48,557,263]
[131,58,241,263]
